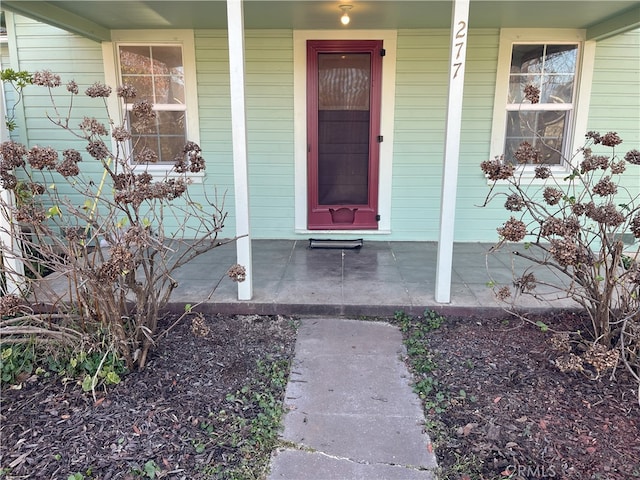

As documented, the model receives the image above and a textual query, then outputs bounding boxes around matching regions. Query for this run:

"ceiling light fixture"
[340,5,352,25]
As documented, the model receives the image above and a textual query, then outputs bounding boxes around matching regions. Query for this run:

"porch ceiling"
[3,0,639,42]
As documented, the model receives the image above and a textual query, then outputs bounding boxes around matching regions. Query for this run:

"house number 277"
[452,20,467,79]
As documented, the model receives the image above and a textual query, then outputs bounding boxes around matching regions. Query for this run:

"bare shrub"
[481,117,639,388]
[1,71,237,370]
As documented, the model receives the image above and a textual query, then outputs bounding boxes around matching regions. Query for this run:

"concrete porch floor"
[164,240,577,317]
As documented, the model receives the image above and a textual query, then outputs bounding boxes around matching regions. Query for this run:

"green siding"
[6,14,107,205]
[589,28,640,196]
[6,14,640,242]
[391,28,506,242]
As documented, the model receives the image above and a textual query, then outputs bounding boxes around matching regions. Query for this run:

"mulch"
[2,311,638,479]
[0,314,297,479]
[427,311,640,479]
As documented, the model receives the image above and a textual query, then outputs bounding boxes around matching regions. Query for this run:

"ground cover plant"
[398,309,640,480]
[0,314,297,479]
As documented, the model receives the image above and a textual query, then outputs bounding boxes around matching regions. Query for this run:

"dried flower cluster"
[79,117,108,136]
[66,80,79,95]
[630,213,640,238]
[495,285,511,300]
[534,164,551,179]
[584,202,625,228]
[85,82,112,98]
[480,156,514,180]
[112,126,132,142]
[55,149,82,177]
[175,141,205,174]
[497,216,527,242]
[624,149,640,165]
[580,149,609,173]
[591,176,617,196]
[31,70,61,88]
[523,84,540,104]
[117,84,137,100]
[0,294,27,316]
[542,187,563,206]
[514,141,541,164]
[541,217,580,237]
[190,313,210,337]
[586,131,623,147]
[504,193,525,212]
[549,238,581,266]
[27,145,58,170]
[98,244,134,281]
[86,140,110,160]
[134,146,159,164]
[514,272,537,293]
[227,264,247,282]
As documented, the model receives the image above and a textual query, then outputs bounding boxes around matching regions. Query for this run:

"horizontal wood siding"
[8,15,108,209]
[391,30,448,240]
[195,29,294,239]
[7,17,639,243]
[589,29,640,196]
[392,29,504,242]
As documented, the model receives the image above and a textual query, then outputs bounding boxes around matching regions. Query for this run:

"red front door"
[307,40,383,230]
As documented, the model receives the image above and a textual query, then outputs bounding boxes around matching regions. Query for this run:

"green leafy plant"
[130,460,161,478]
[0,343,35,384]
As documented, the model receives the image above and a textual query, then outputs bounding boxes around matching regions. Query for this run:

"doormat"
[308,238,364,249]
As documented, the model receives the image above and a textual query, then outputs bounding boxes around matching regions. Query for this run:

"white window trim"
[293,30,397,234]
[489,29,596,181]
[102,30,202,179]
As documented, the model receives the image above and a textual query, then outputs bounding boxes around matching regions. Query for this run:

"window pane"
[158,111,186,135]
[506,111,567,165]
[159,137,186,163]
[121,75,154,102]
[119,46,152,75]
[511,45,545,74]
[317,53,371,205]
[544,45,577,73]
[508,74,541,104]
[131,135,159,163]
[129,111,158,135]
[541,74,575,103]
[509,43,577,105]
[154,75,185,104]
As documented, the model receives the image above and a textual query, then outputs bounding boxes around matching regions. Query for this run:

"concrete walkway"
[268,318,437,480]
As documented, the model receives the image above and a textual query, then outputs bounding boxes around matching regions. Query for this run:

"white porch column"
[0,68,25,295]
[435,0,470,303]
[226,0,253,300]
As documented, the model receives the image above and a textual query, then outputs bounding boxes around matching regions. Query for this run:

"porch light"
[340,5,352,25]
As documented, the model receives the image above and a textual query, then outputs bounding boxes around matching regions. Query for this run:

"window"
[506,44,578,165]
[490,30,595,172]
[103,30,200,172]
[118,45,186,165]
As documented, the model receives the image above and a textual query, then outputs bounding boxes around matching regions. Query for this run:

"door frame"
[293,30,398,233]
[307,39,383,230]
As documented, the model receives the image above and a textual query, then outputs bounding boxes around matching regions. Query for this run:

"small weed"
[130,460,161,478]
[1,343,35,384]
[196,357,292,479]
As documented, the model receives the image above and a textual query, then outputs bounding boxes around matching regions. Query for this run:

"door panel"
[307,40,382,230]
